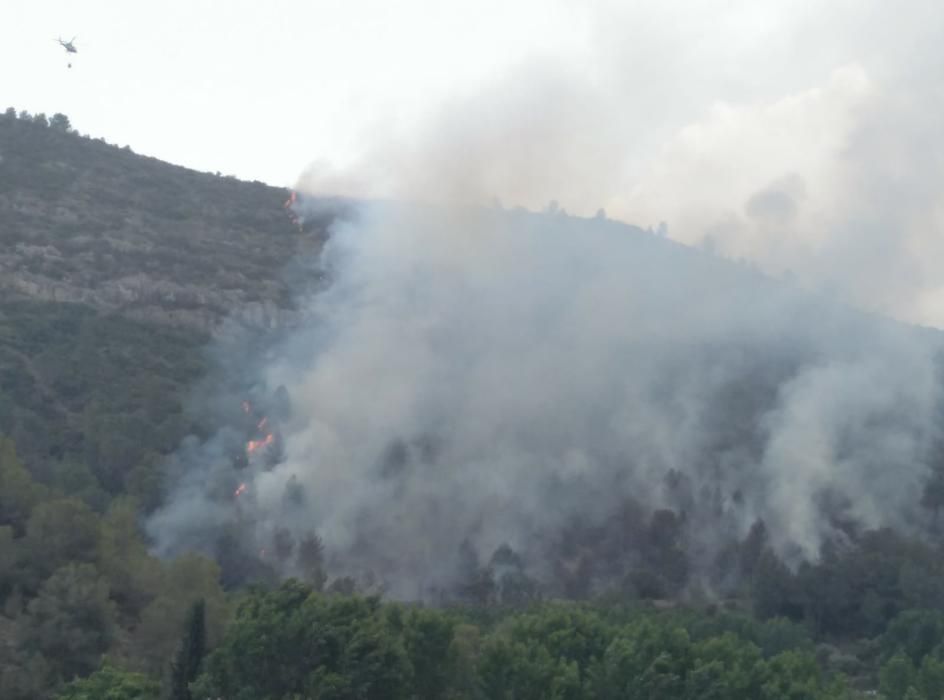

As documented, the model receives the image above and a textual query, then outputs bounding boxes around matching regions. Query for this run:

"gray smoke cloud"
[148,200,943,597]
[148,1,944,597]
[300,1,944,326]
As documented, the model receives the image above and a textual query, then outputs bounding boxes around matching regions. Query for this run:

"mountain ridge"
[0,110,326,332]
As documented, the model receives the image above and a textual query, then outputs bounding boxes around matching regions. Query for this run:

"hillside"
[0,110,334,502]
[0,111,339,698]
[0,109,326,331]
[4,110,944,699]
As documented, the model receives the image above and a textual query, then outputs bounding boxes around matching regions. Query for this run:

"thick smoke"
[300,1,944,326]
[148,1,944,598]
[148,199,943,597]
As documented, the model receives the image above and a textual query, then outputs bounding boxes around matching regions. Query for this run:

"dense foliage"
[5,108,944,698]
[191,582,850,699]
[0,436,230,697]
[0,299,209,509]
[0,107,328,333]
[8,410,944,698]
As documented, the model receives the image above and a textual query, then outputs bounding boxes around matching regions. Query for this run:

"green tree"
[901,561,944,611]
[760,649,843,700]
[20,563,116,681]
[49,113,72,133]
[52,458,108,512]
[918,655,944,700]
[396,606,457,700]
[752,549,802,621]
[446,622,484,698]
[455,540,496,605]
[586,621,692,700]
[272,526,295,563]
[740,519,769,578]
[132,554,227,676]
[645,509,690,593]
[0,649,53,700]
[0,525,15,599]
[96,497,161,618]
[296,530,327,591]
[505,604,613,680]
[686,633,766,700]
[0,436,45,532]
[56,662,159,699]
[193,582,414,700]
[339,614,414,700]
[881,653,918,700]
[478,636,581,700]
[170,598,206,700]
[882,610,944,665]
[22,497,101,584]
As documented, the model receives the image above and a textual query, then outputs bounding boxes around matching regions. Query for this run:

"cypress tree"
[170,598,206,700]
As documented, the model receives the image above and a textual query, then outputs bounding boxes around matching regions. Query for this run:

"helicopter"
[56,36,77,68]
[57,36,77,54]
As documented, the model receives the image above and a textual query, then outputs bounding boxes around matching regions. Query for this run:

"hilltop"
[0,109,333,504]
[2,109,944,699]
[0,109,326,331]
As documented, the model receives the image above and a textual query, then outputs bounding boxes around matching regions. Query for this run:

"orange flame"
[284,191,302,231]
[247,433,274,455]
[234,482,248,498]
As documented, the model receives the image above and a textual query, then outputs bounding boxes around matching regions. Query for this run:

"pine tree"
[296,531,327,591]
[49,113,72,133]
[169,598,206,700]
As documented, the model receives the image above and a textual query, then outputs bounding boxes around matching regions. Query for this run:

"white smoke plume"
[149,1,944,597]
[300,0,944,326]
[148,199,943,596]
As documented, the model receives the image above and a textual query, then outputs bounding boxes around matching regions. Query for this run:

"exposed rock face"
[0,115,327,331]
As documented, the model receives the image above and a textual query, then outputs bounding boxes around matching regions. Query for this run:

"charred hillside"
[0,109,327,331]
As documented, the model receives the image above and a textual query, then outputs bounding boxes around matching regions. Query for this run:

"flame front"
[284,190,302,231]
[234,482,248,498]
[247,433,274,455]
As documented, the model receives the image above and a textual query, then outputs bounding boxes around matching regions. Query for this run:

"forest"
[5,110,944,699]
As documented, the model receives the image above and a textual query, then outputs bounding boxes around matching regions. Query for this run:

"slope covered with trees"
[0,109,302,697]
[4,110,944,698]
[0,107,327,331]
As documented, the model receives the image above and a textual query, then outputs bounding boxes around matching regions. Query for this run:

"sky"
[4,0,589,184]
[4,0,922,187]
[5,0,944,325]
